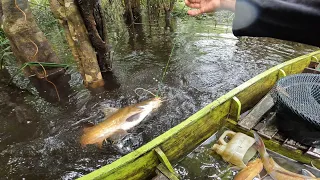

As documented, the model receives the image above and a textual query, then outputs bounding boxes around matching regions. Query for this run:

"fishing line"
[156,3,202,97]
[134,87,157,97]
[156,37,177,97]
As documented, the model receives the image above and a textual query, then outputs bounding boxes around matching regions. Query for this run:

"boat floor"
[174,127,320,179]
[236,109,320,158]
[236,61,320,159]
[173,61,320,179]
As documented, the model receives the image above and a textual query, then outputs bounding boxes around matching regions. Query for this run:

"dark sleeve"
[232,0,320,47]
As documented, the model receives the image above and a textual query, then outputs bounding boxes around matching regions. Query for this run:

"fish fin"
[96,140,104,149]
[256,174,261,179]
[83,125,94,133]
[229,165,242,171]
[109,129,128,142]
[80,141,87,148]
[253,132,267,157]
[101,107,119,118]
[126,112,142,122]
[274,169,302,177]
[301,169,316,178]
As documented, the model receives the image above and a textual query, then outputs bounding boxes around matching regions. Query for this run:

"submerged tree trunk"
[75,0,112,72]
[0,0,3,27]
[124,0,141,24]
[49,0,104,88]
[2,0,64,77]
[163,0,175,31]
[124,0,145,51]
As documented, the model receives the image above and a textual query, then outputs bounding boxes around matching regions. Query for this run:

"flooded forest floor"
[0,2,318,179]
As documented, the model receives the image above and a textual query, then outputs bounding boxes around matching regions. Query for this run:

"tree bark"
[163,0,175,31]
[49,0,104,88]
[2,0,64,77]
[0,0,3,27]
[75,0,112,72]
[124,0,141,24]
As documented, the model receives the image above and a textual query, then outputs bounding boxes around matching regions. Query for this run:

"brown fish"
[254,132,320,180]
[234,158,263,180]
[80,97,162,148]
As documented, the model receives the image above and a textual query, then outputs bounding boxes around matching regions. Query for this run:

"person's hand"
[185,0,236,16]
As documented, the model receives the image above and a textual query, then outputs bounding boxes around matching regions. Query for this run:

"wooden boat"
[79,50,320,180]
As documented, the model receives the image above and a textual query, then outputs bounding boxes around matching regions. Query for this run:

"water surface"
[0,11,318,179]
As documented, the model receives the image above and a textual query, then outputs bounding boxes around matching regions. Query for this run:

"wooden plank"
[308,61,319,68]
[302,68,320,74]
[257,112,278,139]
[152,170,170,180]
[238,93,274,130]
[305,147,320,159]
[156,164,179,180]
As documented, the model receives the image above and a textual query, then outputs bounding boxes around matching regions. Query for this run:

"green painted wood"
[231,96,241,120]
[154,147,175,173]
[157,164,180,180]
[78,50,320,180]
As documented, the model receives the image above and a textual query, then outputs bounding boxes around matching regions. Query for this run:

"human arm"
[185,0,320,47]
[185,0,236,15]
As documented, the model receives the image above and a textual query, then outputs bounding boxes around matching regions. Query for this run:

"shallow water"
[0,11,318,179]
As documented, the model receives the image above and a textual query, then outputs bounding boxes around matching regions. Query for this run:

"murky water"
[0,10,318,179]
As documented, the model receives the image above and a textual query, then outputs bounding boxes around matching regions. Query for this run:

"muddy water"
[0,13,318,179]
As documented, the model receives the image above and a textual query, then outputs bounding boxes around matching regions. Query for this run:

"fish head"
[253,132,268,158]
[139,97,163,111]
[150,97,163,110]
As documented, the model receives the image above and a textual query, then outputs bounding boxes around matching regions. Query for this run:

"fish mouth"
[151,97,163,109]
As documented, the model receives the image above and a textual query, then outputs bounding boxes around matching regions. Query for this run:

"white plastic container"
[212,130,257,168]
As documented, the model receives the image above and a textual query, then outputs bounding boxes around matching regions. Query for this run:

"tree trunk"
[124,0,145,51]
[75,0,112,72]
[0,0,3,27]
[124,0,141,24]
[163,0,175,31]
[49,0,105,88]
[2,0,64,78]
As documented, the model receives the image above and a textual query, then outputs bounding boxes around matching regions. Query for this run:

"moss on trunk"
[75,0,112,72]
[49,0,104,88]
[2,0,64,77]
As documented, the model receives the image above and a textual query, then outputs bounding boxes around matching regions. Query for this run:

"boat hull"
[79,50,320,180]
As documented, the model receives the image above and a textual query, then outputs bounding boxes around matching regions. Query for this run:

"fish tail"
[253,132,268,158]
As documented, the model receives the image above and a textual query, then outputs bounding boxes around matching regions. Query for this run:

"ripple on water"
[0,14,319,179]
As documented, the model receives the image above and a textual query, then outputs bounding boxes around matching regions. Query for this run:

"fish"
[80,97,162,148]
[233,158,263,180]
[253,132,320,180]
[301,169,317,178]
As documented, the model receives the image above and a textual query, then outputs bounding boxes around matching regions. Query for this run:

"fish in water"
[253,132,320,180]
[80,97,162,148]
[233,158,263,180]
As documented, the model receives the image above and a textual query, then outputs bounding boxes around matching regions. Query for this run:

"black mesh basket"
[271,74,320,147]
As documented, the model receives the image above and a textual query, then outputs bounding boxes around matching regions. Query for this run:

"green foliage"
[8,62,70,84]
[30,4,74,64]
[172,0,187,17]
[0,29,13,70]
[29,0,49,7]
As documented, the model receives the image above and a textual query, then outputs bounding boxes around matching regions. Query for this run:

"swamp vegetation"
[0,0,319,179]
